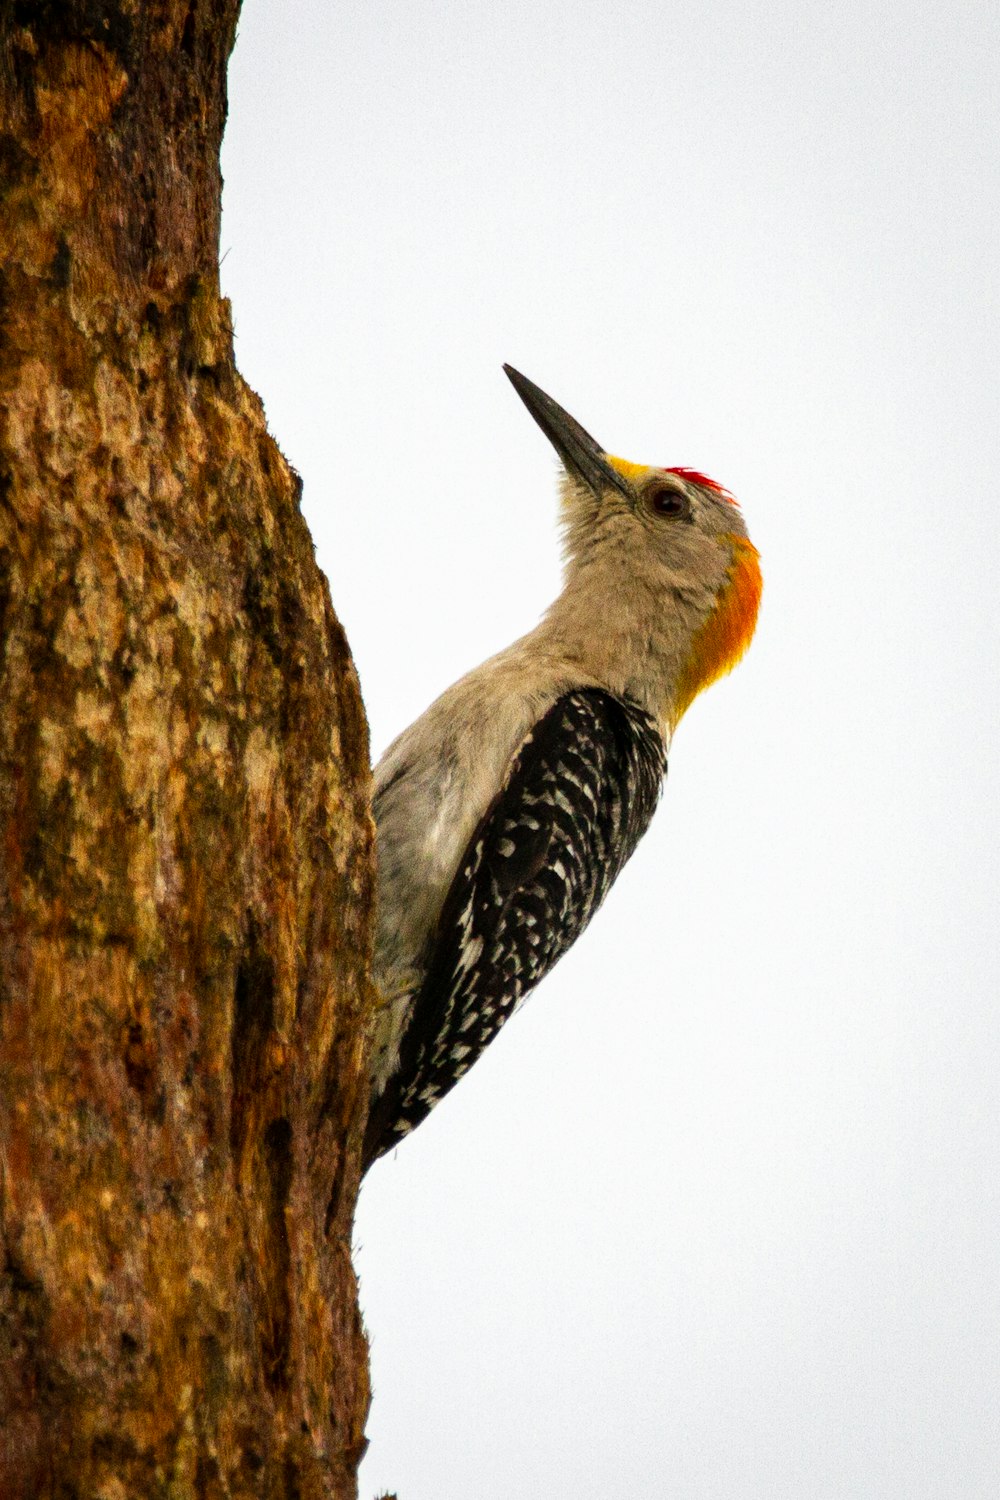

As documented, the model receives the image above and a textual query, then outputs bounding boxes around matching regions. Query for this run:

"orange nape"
[672,537,762,727]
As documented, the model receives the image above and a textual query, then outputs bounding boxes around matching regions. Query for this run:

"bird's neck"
[526,554,711,738]
[499,533,759,739]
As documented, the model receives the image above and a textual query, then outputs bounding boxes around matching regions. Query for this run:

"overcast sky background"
[220,3,999,1495]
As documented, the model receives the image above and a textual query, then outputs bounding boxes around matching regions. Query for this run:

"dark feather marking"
[363,688,666,1167]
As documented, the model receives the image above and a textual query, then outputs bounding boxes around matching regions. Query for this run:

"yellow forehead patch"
[607,454,649,485]
[673,537,762,728]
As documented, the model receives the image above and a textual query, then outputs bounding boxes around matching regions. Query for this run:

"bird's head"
[504,365,761,729]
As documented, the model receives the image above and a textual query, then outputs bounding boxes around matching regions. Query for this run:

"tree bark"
[0,4,374,1496]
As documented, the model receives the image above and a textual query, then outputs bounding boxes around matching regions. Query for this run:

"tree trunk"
[0,5,374,1496]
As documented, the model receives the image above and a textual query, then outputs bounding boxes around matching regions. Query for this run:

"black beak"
[503,365,633,499]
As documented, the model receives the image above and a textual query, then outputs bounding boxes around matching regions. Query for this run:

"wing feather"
[363,689,666,1166]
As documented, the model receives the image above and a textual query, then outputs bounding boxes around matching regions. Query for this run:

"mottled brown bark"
[0,4,374,1496]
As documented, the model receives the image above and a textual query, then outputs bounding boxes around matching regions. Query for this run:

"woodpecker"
[363,366,761,1170]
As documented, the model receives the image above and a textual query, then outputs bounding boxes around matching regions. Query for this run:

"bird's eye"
[649,488,689,519]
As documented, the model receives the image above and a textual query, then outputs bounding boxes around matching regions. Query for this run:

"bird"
[362,365,761,1171]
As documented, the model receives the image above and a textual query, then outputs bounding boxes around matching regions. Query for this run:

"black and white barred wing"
[365,689,666,1164]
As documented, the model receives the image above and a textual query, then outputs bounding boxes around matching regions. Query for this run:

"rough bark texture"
[0,4,375,1496]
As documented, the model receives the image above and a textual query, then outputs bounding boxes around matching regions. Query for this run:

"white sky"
[220,3,1000,1495]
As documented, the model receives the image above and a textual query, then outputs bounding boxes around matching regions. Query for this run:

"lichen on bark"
[0,5,375,1496]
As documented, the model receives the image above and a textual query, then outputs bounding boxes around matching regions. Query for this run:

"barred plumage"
[362,366,760,1171]
[363,690,666,1166]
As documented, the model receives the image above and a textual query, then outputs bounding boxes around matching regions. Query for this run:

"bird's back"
[361,364,759,1170]
[364,686,666,1166]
